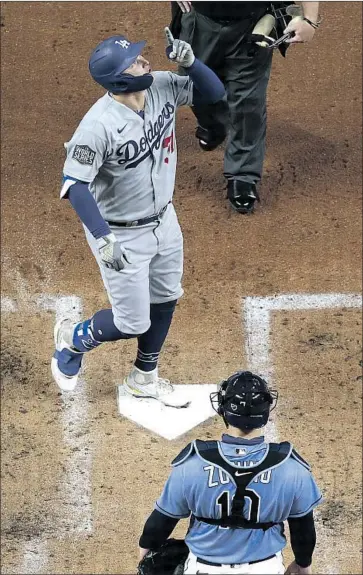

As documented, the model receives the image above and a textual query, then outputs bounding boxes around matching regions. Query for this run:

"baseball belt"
[197,553,276,567]
[106,202,171,228]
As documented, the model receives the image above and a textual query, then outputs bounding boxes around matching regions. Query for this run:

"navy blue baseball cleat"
[51,319,84,391]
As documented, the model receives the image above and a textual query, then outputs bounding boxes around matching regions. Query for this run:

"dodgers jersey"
[62,72,193,221]
[156,435,323,564]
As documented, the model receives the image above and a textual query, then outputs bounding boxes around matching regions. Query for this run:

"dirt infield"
[1,2,362,574]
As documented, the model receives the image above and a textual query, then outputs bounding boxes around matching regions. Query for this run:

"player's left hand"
[97,233,131,272]
[284,18,316,43]
[164,27,195,68]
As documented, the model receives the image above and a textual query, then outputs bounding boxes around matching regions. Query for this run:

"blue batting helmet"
[89,35,146,92]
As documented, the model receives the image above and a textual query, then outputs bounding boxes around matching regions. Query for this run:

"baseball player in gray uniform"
[138,372,322,574]
[51,29,225,407]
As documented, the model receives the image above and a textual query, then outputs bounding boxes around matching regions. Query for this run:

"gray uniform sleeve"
[63,129,107,183]
[171,72,194,107]
[155,71,193,108]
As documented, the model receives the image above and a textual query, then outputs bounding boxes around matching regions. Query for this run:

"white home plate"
[117,384,218,440]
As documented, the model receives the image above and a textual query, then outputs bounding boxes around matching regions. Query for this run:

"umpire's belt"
[197,553,276,567]
[106,202,170,228]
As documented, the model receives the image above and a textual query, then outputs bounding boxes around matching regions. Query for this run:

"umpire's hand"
[97,233,130,272]
[284,18,316,43]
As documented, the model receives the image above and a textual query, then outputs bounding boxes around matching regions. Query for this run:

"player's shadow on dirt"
[263,121,354,206]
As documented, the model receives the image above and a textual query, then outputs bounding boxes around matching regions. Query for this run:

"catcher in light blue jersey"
[138,371,323,575]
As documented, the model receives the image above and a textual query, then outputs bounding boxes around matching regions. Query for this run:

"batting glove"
[165,27,195,68]
[97,233,130,272]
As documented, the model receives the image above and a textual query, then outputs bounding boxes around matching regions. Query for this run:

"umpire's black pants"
[179,9,273,185]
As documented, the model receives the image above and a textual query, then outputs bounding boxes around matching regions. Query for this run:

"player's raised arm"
[164,27,225,104]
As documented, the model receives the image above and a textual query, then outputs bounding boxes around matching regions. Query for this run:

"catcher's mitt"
[137,539,189,575]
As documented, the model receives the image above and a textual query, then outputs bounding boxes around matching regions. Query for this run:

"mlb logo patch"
[72,145,96,165]
[236,448,247,455]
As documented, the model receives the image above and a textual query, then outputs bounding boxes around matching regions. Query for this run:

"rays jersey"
[155,435,323,565]
[61,72,193,221]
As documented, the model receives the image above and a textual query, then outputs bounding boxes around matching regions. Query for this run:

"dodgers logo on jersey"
[116,101,175,169]
[72,145,96,165]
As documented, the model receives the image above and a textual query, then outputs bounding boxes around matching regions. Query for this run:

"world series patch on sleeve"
[72,144,96,165]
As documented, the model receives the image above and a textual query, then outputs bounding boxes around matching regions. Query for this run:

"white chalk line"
[20,538,49,575]
[1,297,18,313]
[37,295,92,536]
[243,292,362,574]
[244,292,362,381]
[2,294,92,575]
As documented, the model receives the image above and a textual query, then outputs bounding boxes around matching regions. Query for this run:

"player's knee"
[113,314,150,337]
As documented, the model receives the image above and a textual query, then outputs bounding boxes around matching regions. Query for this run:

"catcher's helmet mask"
[210,371,278,430]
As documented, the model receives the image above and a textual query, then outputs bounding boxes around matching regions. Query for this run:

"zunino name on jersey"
[116,101,175,169]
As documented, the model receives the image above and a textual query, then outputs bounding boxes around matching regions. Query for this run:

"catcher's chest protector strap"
[192,439,292,530]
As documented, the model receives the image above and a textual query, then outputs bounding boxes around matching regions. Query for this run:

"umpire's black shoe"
[227,180,260,214]
[196,125,226,151]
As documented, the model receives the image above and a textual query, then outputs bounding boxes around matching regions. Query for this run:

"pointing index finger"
[164,26,174,46]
